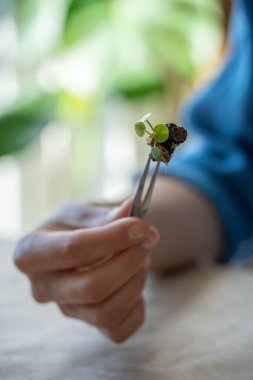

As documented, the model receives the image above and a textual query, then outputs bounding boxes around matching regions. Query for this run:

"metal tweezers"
[130,153,160,218]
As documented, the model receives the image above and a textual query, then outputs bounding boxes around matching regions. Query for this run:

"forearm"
[145,176,225,271]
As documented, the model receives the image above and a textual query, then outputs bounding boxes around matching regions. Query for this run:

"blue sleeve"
[167,0,253,262]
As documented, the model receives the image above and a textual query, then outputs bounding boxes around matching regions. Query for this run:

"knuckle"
[95,304,115,329]
[81,276,104,304]
[108,334,127,344]
[104,328,129,344]
[31,282,50,304]
[59,305,71,317]
[94,273,147,329]
[61,234,79,262]
[13,234,32,272]
[102,301,145,343]
[100,301,131,329]
[100,328,120,343]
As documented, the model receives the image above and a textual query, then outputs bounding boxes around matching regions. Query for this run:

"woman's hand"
[14,200,159,343]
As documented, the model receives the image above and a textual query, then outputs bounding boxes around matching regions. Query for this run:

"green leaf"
[0,94,55,156]
[14,0,39,29]
[143,23,196,79]
[151,145,161,161]
[153,124,169,143]
[113,78,165,100]
[134,122,145,137]
[62,0,111,47]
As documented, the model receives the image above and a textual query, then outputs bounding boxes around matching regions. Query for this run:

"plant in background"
[135,113,187,164]
[0,0,223,156]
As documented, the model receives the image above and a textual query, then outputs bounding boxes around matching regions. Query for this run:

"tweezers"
[130,153,160,218]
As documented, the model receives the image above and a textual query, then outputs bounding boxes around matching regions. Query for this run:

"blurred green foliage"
[0,0,222,156]
[0,94,55,156]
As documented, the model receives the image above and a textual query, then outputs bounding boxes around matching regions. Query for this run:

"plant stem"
[145,129,152,136]
[146,120,154,131]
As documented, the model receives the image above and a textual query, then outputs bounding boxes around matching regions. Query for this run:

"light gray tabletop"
[1,240,253,380]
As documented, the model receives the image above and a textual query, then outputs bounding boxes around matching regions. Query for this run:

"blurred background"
[0,0,231,239]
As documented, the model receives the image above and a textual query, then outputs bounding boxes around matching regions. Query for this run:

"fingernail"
[128,224,147,240]
[143,227,160,250]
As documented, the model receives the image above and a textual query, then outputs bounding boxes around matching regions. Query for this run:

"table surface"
[1,240,253,380]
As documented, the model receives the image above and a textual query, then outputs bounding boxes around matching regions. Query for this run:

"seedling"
[134,113,187,164]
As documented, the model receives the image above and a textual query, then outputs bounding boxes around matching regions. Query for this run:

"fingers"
[30,242,153,304]
[14,217,158,274]
[38,198,133,231]
[58,267,147,329]
[101,298,145,343]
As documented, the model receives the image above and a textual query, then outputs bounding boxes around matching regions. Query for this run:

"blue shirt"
[168,0,253,263]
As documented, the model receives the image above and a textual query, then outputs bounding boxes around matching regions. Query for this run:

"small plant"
[134,113,187,164]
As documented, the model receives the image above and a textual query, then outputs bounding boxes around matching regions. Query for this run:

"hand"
[14,200,160,343]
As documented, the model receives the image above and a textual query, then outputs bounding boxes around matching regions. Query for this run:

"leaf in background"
[113,75,165,100]
[62,0,112,47]
[13,0,39,29]
[0,94,56,156]
[144,24,196,79]
[1,0,223,158]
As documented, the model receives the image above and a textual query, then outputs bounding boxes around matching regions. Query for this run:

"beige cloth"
[1,240,253,380]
